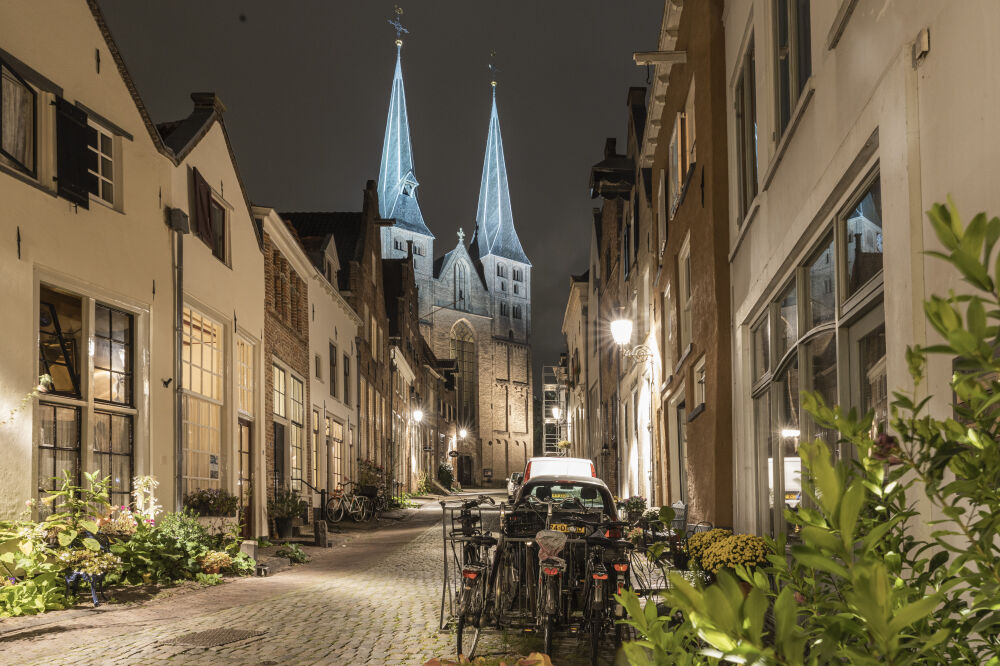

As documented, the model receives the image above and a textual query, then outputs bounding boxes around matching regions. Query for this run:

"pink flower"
[794,591,806,604]
[871,434,903,464]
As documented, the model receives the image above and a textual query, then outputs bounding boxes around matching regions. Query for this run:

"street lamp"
[459,428,468,439]
[412,408,423,423]
[608,308,653,495]
[551,406,561,421]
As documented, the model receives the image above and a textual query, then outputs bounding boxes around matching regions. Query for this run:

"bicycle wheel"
[590,619,601,666]
[362,496,374,521]
[456,614,481,659]
[348,497,364,522]
[325,497,344,523]
[542,614,554,656]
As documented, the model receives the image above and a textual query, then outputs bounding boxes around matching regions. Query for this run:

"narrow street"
[0,493,618,665]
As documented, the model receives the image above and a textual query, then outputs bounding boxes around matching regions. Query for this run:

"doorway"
[238,419,253,537]
[458,455,473,487]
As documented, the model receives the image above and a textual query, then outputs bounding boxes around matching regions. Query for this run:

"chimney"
[406,239,413,259]
[190,92,226,114]
[604,137,617,159]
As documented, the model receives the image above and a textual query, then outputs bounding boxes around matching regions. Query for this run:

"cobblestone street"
[0,498,620,665]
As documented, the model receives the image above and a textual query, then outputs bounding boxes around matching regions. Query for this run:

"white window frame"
[86,119,118,209]
[678,234,692,354]
[181,306,224,495]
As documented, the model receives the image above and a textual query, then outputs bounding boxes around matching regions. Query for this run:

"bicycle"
[333,481,367,522]
[452,494,497,659]
[325,485,346,523]
[575,517,633,665]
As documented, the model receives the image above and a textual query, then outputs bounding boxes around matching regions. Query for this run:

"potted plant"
[556,440,572,456]
[183,488,240,535]
[268,487,306,539]
[698,533,770,591]
[684,528,732,571]
[620,496,648,524]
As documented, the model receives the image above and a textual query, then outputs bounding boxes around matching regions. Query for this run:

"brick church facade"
[376,41,533,486]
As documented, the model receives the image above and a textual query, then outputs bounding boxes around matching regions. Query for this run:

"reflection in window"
[93,304,132,405]
[806,331,838,445]
[808,236,835,327]
[93,411,132,507]
[778,283,798,357]
[778,358,800,536]
[752,316,769,381]
[845,177,883,297]
[37,403,80,513]
[860,324,887,439]
[754,393,773,536]
[39,286,82,397]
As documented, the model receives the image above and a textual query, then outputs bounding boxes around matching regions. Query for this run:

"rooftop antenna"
[388,5,408,48]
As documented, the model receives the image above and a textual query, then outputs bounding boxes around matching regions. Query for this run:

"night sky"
[97,0,662,392]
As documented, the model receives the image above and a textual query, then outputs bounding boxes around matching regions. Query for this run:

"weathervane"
[488,49,499,89]
[388,5,408,47]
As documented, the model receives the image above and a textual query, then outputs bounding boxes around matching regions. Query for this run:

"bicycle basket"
[358,485,378,498]
[502,510,544,538]
[535,529,568,562]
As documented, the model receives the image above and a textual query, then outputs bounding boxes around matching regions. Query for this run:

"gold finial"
[389,5,408,46]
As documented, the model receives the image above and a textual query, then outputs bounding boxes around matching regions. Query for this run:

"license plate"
[550,523,585,534]
[785,492,799,501]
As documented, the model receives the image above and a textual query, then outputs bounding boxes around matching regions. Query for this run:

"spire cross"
[388,6,408,46]
[457,227,465,243]
[488,49,499,89]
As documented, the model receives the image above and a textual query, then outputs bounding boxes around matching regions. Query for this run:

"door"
[273,422,286,493]
[238,419,253,537]
[458,455,473,486]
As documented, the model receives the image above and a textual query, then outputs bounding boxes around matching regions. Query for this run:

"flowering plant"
[99,507,138,540]
[359,459,386,485]
[57,549,122,576]
[132,475,161,523]
[556,440,572,450]
[198,550,232,574]
[183,488,239,517]
[627,527,645,544]
[620,496,647,514]
[684,528,732,569]
[699,533,770,574]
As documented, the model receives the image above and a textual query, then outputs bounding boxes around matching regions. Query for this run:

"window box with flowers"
[183,488,240,536]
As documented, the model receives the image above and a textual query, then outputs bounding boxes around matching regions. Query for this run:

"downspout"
[388,349,396,494]
[173,227,184,510]
[355,342,361,482]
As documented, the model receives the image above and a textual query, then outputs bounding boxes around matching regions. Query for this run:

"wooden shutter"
[55,97,89,209]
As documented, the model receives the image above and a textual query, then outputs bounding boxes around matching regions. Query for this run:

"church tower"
[470,83,532,343]
[377,35,434,319]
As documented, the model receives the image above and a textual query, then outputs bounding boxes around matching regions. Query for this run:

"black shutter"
[55,97,89,209]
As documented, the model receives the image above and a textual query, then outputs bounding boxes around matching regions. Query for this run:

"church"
[376,36,533,487]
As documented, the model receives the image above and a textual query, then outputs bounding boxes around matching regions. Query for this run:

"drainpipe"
[355,342,361,482]
[173,226,184,510]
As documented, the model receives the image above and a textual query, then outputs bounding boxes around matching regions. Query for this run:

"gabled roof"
[377,45,434,239]
[282,211,365,292]
[433,232,488,290]
[473,87,530,265]
[590,137,635,199]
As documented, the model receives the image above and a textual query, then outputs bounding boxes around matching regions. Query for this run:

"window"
[623,221,632,278]
[500,301,509,317]
[455,262,469,311]
[451,322,476,424]
[657,171,667,258]
[311,409,320,488]
[497,264,507,278]
[513,284,520,295]
[694,357,706,407]
[37,287,138,511]
[684,80,697,169]
[807,235,835,326]
[343,353,351,407]
[329,343,338,399]
[751,314,770,383]
[775,0,811,136]
[668,112,689,218]
[777,282,798,358]
[513,305,522,320]
[289,376,304,490]
[273,365,286,418]
[329,418,344,488]
[678,236,692,352]
[0,60,35,175]
[314,353,322,380]
[237,337,255,416]
[513,268,523,282]
[181,307,223,495]
[93,304,132,405]
[736,36,759,222]
[86,123,114,205]
[843,176,883,299]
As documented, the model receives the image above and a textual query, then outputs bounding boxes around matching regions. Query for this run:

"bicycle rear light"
[592,573,608,580]
[542,566,560,576]
[462,570,479,580]
[613,563,629,572]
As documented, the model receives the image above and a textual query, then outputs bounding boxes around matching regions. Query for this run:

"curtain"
[2,66,33,170]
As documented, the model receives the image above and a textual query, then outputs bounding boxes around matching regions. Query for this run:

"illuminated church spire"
[377,8,433,238]
[473,75,530,265]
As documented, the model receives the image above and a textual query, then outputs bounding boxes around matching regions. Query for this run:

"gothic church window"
[451,322,476,424]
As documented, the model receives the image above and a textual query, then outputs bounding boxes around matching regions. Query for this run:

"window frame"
[677,234,692,354]
[86,119,117,208]
[773,0,812,139]
[329,343,338,399]
[735,35,759,223]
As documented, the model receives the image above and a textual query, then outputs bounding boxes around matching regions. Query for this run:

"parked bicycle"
[576,516,634,664]
[452,495,497,659]
[328,481,367,523]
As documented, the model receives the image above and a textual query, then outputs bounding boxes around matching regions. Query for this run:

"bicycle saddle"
[539,556,566,571]
[585,533,618,548]
[470,534,498,547]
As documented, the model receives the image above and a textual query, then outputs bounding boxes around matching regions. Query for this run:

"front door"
[273,422,286,494]
[458,455,473,487]
[238,419,253,537]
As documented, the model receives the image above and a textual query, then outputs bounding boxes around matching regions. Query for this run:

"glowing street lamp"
[610,315,633,346]
[459,428,468,439]
[551,406,561,421]
[412,408,423,423]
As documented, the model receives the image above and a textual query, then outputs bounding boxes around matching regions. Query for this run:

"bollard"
[314,519,330,548]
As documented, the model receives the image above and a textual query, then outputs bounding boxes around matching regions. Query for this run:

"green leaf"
[838,482,866,544]
[56,530,77,547]
[888,594,941,634]
[82,537,101,552]
[968,297,987,339]
[790,545,849,578]
[79,520,100,535]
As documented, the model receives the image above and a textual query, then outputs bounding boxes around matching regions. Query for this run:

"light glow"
[551,406,561,420]
[610,318,633,346]
[459,428,467,439]
[780,428,801,439]
[412,408,423,423]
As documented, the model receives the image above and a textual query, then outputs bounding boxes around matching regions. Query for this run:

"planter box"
[196,516,239,535]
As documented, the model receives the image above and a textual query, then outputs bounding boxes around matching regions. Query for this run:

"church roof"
[377,45,434,239]
[433,230,488,289]
[474,88,530,266]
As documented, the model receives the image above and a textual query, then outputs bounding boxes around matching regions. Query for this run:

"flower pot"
[274,517,293,539]
[627,510,643,524]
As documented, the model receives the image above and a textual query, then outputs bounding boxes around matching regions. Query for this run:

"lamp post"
[609,308,652,497]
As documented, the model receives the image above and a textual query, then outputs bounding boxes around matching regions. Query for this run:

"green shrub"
[437,463,454,488]
[276,543,309,564]
[618,201,1000,665]
[0,573,66,617]
[108,510,213,584]
[268,487,307,519]
[229,551,256,576]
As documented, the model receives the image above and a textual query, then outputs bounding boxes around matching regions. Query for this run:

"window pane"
[806,331,837,446]
[39,286,82,397]
[777,358,800,536]
[808,235,835,327]
[860,324,887,440]
[777,283,798,357]
[752,316,770,381]
[845,177,883,298]
[754,393,774,537]
[1,66,35,172]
